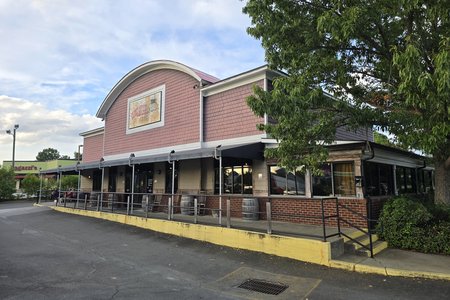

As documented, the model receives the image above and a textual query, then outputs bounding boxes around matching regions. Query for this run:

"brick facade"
[205,196,368,228]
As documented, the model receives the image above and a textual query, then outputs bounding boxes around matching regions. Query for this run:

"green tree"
[373,132,408,150]
[73,151,82,161]
[243,0,450,204]
[0,167,16,200]
[61,175,79,191]
[59,155,71,160]
[36,148,60,161]
[21,174,40,197]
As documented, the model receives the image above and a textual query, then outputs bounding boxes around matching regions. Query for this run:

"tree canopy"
[35,148,70,161]
[243,0,449,203]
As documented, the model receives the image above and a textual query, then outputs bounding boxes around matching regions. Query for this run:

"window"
[396,166,416,194]
[313,162,355,196]
[333,162,356,196]
[269,166,305,195]
[215,159,252,195]
[312,163,333,196]
[364,162,394,196]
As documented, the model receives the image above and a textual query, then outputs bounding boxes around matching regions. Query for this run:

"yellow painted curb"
[328,260,355,272]
[50,206,332,266]
[385,268,450,281]
[354,263,387,276]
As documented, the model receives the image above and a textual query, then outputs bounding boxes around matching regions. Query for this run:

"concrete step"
[344,232,388,257]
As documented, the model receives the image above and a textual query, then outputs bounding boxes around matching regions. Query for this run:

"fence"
[44,190,375,252]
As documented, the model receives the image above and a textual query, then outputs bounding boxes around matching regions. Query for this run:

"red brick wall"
[204,196,368,228]
[104,69,200,156]
[204,81,265,141]
[83,133,104,163]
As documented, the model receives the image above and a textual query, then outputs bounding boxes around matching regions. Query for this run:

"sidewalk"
[331,248,450,281]
[36,201,450,281]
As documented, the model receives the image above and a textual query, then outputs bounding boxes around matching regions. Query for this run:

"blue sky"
[0,0,265,163]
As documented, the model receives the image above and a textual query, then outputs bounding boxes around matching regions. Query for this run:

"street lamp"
[6,124,19,170]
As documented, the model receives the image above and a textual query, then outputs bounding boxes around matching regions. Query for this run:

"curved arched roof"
[96,60,219,118]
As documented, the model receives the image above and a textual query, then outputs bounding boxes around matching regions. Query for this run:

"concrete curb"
[47,205,450,281]
[329,259,450,281]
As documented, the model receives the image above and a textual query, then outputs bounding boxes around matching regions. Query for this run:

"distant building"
[2,159,76,190]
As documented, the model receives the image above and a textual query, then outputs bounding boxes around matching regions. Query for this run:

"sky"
[0,0,265,164]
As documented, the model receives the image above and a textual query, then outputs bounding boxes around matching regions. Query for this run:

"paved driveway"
[1,201,449,299]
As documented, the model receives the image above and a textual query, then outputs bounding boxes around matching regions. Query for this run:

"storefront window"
[312,163,333,196]
[364,162,394,196]
[269,166,305,195]
[396,166,416,194]
[215,159,252,195]
[313,162,356,196]
[333,162,355,196]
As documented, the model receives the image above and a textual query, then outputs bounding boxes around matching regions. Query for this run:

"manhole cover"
[238,278,289,295]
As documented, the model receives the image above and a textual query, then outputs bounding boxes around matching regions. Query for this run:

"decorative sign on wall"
[127,85,165,134]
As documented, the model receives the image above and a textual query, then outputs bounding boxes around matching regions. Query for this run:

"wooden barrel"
[242,198,259,220]
[180,195,194,215]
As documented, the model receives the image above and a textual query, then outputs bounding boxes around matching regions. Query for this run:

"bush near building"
[21,174,40,197]
[377,196,450,255]
[0,167,16,200]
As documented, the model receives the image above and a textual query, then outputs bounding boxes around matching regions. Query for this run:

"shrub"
[21,174,40,197]
[377,196,450,255]
[0,167,16,200]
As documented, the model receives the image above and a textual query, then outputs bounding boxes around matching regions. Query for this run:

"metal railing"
[335,196,377,257]
[50,190,383,245]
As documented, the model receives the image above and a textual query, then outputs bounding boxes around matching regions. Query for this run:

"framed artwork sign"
[126,85,165,133]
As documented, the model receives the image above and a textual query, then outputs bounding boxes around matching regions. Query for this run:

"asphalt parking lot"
[1,201,449,299]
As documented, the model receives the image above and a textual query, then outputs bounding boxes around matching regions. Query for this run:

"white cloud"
[0,95,103,163]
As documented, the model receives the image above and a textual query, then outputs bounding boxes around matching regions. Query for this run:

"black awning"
[41,142,264,173]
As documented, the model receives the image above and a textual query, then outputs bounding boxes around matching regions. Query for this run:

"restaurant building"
[45,60,434,227]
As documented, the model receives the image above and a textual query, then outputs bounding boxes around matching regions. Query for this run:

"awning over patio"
[40,142,264,174]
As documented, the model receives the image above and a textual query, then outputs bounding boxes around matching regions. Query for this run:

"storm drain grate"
[238,278,289,295]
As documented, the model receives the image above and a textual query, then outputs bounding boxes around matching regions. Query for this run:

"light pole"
[6,124,19,170]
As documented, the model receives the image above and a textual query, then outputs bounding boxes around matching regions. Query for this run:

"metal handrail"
[336,196,375,257]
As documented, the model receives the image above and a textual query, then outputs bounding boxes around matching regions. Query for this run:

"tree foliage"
[21,174,40,196]
[36,148,61,161]
[61,175,79,191]
[0,167,16,200]
[243,0,450,202]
